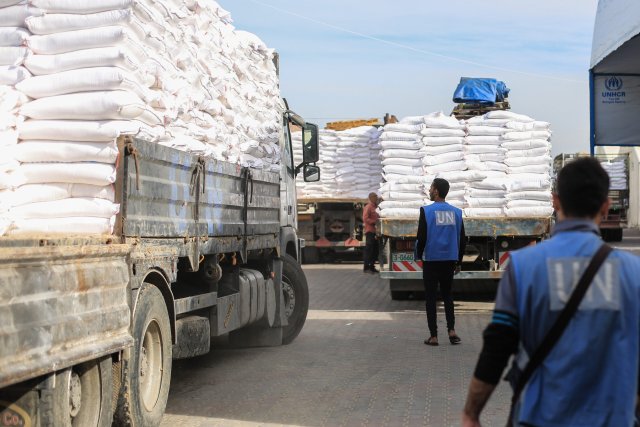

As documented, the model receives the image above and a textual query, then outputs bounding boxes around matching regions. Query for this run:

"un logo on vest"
[605,76,623,91]
[435,211,455,225]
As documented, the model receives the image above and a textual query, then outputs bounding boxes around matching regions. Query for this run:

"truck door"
[281,119,296,228]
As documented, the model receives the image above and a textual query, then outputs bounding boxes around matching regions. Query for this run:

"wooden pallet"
[325,118,381,131]
[451,101,511,119]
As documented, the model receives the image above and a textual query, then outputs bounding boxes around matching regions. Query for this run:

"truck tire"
[281,254,309,345]
[319,249,336,263]
[115,284,172,427]
[390,291,411,300]
[611,228,623,242]
[52,356,113,427]
[302,247,319,264]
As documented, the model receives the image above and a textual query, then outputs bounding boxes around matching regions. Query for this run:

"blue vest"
[510,231,640,427]
[421,202,462,262]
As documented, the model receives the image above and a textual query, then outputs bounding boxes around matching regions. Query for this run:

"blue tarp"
[452,78,510,104]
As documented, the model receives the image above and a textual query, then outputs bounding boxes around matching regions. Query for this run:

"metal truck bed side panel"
[201,161,245,237]
[298,198,368,203]
[122,139,204,238]
[379,217,552,238]
[380,270,503,280]
[0,244,132,389]
[245,168,280,236]
[122,138,280,246]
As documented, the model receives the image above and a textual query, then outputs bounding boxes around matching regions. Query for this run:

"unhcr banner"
[594,74,640,146]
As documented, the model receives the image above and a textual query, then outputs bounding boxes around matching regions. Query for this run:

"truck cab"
[553,153,629,241]
[280,107,320,259]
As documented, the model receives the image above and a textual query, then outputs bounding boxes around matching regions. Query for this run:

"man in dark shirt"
[415,178,466,346]
[363,192,380,274]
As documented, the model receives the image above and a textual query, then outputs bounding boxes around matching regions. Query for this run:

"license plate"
[392,252,414,262]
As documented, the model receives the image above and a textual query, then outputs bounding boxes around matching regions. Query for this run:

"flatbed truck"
[298,198,368,263]
[0,111,320,426]
[379,217,552,299]
[554,153,629,242]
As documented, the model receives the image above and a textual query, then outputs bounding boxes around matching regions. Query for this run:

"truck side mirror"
[302,123,319,164]
[303,164,320,182]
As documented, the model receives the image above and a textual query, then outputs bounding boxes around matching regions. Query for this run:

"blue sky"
[224,0,598,155]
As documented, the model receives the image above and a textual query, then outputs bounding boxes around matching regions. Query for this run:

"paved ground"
[161,264,511,427]
[612,227,640,255]
[160,228,640,427]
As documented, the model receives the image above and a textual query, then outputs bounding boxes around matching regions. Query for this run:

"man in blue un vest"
[462,157,640,427]
[415,178,466,346]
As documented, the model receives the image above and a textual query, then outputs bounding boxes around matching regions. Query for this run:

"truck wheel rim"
[140,319,163,411]
[64,363,100,426]
[68,371,82,418]
[282,274,296,319]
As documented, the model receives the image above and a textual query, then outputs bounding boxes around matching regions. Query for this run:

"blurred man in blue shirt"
[462,157,640,427]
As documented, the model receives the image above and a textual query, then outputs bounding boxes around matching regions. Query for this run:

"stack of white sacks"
[293,126,382,199]
[378,116,428,218]
[421,112,468,209]
[314,129,340,196]
[336,126,382,198]
[0,0,284,235]
[500,112,553,217]
[0,4,34,235]
[464,113,511,217]
[601,159,627,190]
[0,2,32,86]
[377,111,554,219]
[0,87,27,235]
[364,126,384,197]
[367,128,384,194]
[465,111,553,218]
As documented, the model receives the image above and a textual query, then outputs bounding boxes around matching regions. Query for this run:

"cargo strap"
[190,156,206,221]
[190,156,206,196]
[125,142,141,191]
[241,168,254,261]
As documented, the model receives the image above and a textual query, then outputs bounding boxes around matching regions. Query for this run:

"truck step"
[172,316,210,359]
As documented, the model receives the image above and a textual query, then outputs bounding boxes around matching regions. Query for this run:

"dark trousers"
[363,232,379,270]
[422,261,456,337]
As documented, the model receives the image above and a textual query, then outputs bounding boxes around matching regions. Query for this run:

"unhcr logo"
[602,76,625,98]
[605,76,623,91]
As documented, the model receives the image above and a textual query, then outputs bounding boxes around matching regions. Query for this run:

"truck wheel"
[611,228,623,242]
[116,284,172,427]
[53,356,113,427]
[281,254,309,344]
[320,249,336,263]
[302,247,319,264]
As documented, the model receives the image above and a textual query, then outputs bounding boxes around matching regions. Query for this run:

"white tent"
[590,0,640,151]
